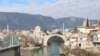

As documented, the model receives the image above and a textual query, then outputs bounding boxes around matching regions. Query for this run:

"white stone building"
[29,26,45,44]
[93,31,100,47]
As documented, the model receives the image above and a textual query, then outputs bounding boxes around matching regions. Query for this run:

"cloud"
[0,0,100,19]
[37,0,100,19]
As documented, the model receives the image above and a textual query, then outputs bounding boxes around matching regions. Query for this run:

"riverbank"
[59,47,100,56]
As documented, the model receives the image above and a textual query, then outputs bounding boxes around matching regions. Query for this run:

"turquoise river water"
[32,41,64,56]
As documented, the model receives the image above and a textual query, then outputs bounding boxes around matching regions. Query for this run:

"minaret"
[83,18,89,28]
[7,24,9,33]
[62,23,65,32]
[61,23,65,34]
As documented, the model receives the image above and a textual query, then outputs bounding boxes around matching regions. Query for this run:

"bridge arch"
[43,34,66,46]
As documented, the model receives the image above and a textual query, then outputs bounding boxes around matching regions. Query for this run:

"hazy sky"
[0,0,100,19]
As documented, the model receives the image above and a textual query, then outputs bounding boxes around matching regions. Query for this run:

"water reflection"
[32,41,63,56]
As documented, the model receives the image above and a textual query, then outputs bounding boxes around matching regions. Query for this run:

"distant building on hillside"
[78,18,99,34]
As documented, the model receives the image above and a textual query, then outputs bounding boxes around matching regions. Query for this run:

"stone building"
[78,18,99,34]
[93,31,100,47]
[30,26,45,44]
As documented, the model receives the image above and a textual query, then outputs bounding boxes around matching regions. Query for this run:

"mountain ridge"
[0,12,96,30]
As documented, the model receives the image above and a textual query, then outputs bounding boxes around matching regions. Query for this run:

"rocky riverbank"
[60,47,100,56]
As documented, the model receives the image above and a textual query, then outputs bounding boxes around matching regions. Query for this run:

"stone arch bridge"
[43,34,67,46]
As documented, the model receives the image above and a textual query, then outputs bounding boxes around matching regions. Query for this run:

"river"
[32,41,64,56]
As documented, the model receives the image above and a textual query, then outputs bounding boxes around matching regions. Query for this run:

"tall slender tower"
[62,23,65,32]
[61,23,65,35]
[83,18,89,28]
[7,24,9,33]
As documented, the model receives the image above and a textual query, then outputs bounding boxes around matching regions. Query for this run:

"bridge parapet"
[0,45,20,56]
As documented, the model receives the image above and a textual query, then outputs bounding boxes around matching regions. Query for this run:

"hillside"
[0,12,96,30]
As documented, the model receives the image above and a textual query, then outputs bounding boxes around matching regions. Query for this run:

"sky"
[0,0,100,19]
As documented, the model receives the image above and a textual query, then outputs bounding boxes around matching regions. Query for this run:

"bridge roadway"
[0,45,20,56]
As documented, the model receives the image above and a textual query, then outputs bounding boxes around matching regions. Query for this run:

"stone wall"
[0,46,20,56]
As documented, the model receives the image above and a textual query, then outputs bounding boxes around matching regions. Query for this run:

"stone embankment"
[20,47,41,56]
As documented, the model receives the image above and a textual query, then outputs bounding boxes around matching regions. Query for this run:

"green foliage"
[56,30,63,35]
